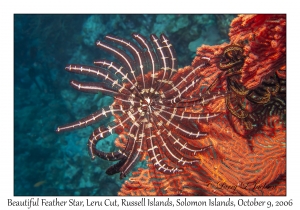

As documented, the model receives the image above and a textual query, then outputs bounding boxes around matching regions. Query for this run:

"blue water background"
[14,14,235,196]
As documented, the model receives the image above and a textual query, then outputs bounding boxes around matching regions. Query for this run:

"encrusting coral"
[118,14,286,196]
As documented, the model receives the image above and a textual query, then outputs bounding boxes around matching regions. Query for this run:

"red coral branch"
[229,14,286,89]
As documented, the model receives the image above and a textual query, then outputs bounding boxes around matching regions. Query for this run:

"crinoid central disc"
[140,97,152,113]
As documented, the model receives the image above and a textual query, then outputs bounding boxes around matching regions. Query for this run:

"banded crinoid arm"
[55,63,140,133]
[56,33,223,179]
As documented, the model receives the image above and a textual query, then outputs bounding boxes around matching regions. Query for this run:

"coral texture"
[119,14,286,196]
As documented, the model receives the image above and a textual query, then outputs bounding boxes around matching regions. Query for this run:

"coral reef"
[118,14,286,196]
[15,14,284,196]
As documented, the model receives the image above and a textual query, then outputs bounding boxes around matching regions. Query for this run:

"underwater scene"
[14,14,286,196]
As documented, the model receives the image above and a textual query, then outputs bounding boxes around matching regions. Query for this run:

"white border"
[1,0,299,209]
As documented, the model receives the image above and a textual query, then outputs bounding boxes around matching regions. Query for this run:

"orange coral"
[119,97,286,196]
[229,14,286,89]
[118,14,286,196]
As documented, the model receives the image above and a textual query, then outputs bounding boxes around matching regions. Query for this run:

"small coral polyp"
[56,33,222,179]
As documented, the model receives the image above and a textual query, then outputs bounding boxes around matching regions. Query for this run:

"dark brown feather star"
[56,33,223,179]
